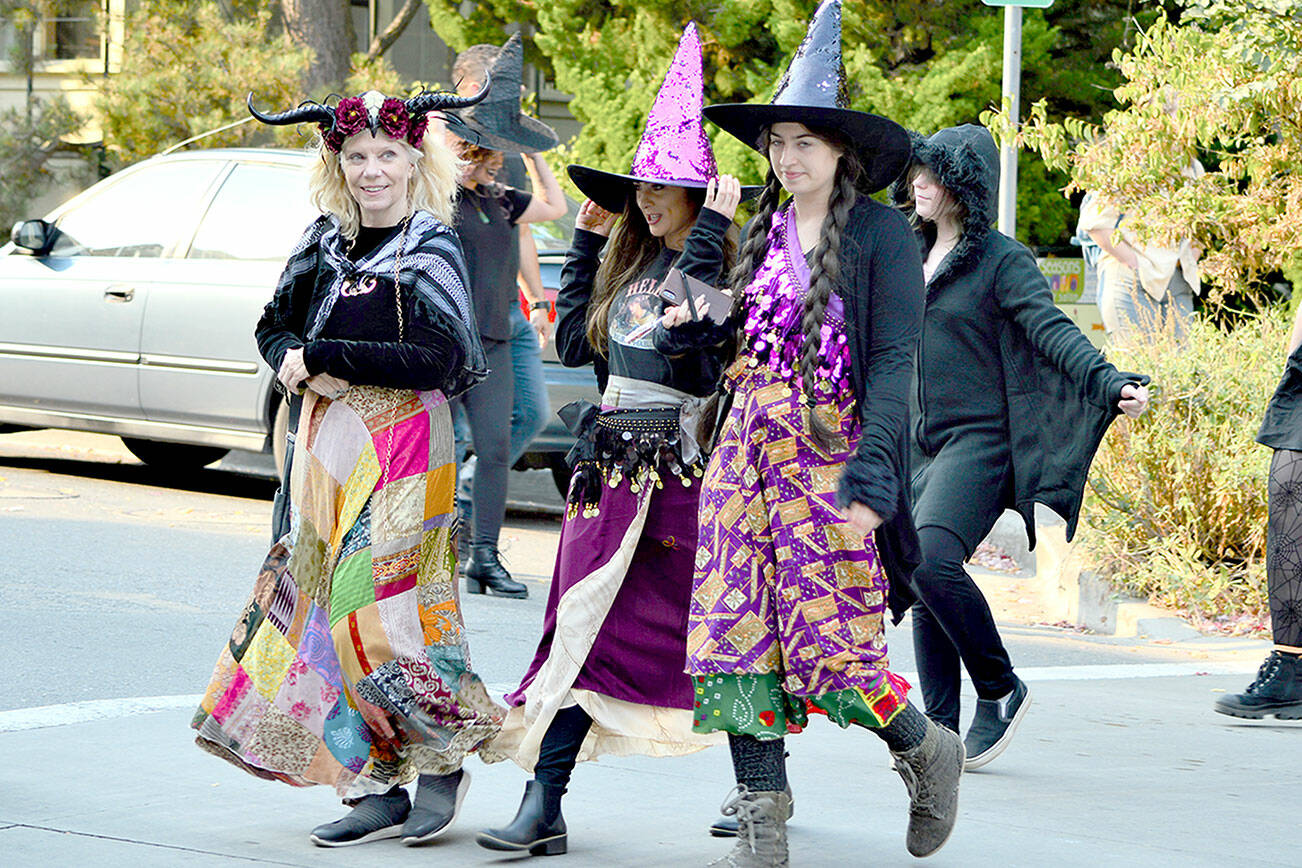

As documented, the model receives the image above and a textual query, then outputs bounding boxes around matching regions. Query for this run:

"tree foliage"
[1000,0,1302,297]
[421,0,1167,246]
[94,0,310,167]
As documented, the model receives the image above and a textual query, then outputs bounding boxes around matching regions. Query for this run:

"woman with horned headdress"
[681,2,964,863]
[192,87,504,848]
[473,23,744,859]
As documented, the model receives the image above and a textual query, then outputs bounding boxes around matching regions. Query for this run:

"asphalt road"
[1,429,1296,867]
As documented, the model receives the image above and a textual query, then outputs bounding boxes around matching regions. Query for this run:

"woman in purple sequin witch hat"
[678,1,964,862]
[474,22,745,859]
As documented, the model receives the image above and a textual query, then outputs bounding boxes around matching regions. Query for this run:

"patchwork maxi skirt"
[490,404,723,771]
[685,357,911,739]
[192,386,504,797]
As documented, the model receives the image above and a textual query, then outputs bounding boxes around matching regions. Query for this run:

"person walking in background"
[474,24,742,858]
[194,86,503,848]
[684,3,964,863]
[1216,301,1302,720]
[451,37,555,476]
[1078,160,1203,346]
[891,124,1150,770]
[445,35,567,599]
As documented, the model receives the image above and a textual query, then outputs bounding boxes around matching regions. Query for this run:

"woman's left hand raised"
[845,502,884,536]
[1117,382,1150,419]
[703,175,742,221]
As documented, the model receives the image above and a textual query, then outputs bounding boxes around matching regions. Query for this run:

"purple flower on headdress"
[334,96,368,138]
[378,98,409,140]
[406,114,428,149]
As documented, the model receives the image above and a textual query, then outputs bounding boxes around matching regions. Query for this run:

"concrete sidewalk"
[1,668,1294,868]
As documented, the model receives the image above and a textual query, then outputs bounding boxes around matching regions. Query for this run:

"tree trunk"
[281,0,354,94]
[365,0,422,63]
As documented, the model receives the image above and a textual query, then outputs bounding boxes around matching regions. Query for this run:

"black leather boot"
[400,769,471,846]
[465,544,528,598]
[476,780,567,856]
[1215,650,1302,719]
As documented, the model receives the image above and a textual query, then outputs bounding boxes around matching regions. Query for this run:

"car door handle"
[104,285,135,303]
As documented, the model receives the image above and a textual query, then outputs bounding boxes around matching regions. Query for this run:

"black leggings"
[910,525,1017,732]
[533,705,593,791]
[1268,449,1302,647]
[456,338,513,547]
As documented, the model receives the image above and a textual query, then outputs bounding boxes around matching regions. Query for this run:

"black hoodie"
[890,124,1138,548]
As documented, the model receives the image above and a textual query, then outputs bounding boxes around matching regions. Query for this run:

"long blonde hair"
[308,131,464,238]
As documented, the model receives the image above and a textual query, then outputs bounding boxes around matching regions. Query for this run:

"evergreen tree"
[421,0,1168,246]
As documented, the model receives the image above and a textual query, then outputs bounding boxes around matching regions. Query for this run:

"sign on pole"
[981,0,1054,238]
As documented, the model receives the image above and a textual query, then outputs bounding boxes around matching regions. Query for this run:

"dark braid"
[729,169,784,350]
[800,160,859,454]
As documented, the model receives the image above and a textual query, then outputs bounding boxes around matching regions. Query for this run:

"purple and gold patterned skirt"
[685,357,909,738]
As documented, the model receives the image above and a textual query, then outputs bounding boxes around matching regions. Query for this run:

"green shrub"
[1081,311,1291,628]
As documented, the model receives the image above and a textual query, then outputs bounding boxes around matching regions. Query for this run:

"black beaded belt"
[559,402,704,517]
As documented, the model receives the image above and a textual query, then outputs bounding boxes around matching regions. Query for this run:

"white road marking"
[0,661,1262,734]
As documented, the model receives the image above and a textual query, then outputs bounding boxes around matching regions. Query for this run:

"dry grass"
[1080,310,1291,627]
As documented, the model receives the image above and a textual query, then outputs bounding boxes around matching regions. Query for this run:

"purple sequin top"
[740,206,851,393]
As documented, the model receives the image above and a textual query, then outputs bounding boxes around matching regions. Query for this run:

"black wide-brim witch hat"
[703,0,910,194]
[448,33,559,154]
[566,22,760,215]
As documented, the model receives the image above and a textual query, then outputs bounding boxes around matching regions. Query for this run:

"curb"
[1028,519,1197,639]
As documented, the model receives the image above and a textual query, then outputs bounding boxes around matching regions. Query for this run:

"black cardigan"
[555,207,732,395]
[653,196,927,621]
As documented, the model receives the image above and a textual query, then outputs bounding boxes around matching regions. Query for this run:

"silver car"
[1,147,596,486]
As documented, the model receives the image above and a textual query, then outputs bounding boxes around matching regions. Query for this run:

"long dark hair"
[586,186,738,354]
[730,124,863,453]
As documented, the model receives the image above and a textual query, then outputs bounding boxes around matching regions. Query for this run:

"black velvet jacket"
[255,214,486,397]
[891,125,1141,547]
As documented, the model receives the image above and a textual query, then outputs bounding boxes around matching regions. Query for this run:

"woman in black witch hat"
[681,1,963,863]
[444,34,567,599]
[192,87,507,848]
[890,125,1148,770]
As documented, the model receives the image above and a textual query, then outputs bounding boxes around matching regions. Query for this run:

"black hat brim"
[703,103,911,194]
[568,164,762,216]
[449,111,559,154]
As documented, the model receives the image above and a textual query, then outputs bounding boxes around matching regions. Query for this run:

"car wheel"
[271,396,290,478]
[121,438,228,471]
[548,453,572,499]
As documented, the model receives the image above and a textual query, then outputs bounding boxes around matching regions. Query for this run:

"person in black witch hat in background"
[890,125,1149,769]
[444,34,567,599]
[451,41,556,539]
[1215,301,1302,721]
[681,2,963,863]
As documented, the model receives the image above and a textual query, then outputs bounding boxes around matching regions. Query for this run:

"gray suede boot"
[889,718,964,857]
[707,786,791,867]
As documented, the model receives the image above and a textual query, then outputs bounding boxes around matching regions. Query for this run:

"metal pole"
[998,5,1022,238]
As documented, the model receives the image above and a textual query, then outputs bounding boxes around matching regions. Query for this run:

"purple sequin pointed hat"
[569,22,756,213]
[703,0,910,193]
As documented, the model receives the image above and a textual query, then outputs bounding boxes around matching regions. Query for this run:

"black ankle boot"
[1215,650,1302,719]
[465,544,528,598]
[476,780,567,856]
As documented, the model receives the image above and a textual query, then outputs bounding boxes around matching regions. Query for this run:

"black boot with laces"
[1215,650,1302,719]
[464,544,528,598]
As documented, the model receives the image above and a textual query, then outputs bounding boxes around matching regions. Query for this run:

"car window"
[189,162,316,261]
[52,160,225,257]
[530,195,579,253]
